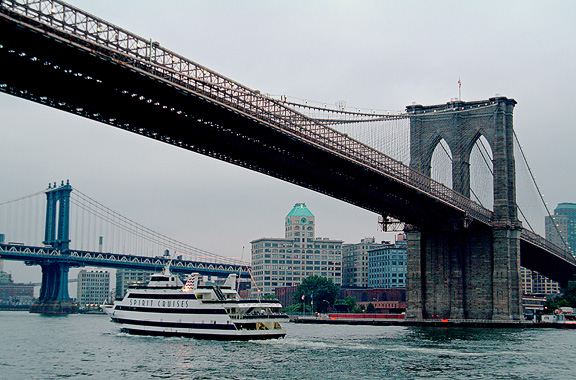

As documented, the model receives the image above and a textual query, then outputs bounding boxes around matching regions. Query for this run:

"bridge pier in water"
[406,97,522,321]
[29,181,78,314]
[406,226,522,320]
[30,261,78,314]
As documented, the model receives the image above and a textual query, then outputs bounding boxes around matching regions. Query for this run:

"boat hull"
[105,306,287,340]
[118,326,286,340]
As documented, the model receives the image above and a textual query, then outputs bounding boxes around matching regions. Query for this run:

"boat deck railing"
[228,313,289,320]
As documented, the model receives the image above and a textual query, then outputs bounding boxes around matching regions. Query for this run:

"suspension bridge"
[0,0,574,319]
[0,181,250,313]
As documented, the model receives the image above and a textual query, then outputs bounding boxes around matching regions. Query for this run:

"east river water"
[1,311,576,379]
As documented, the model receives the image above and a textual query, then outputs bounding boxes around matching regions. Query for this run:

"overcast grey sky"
[1,0,575,285]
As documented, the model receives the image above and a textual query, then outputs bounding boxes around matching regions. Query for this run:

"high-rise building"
[77,270,110,309]
[368,234,407,288]
[545,203,576,255]
[342,237,388,287]
[115,269,154,299]
[251,203,342,296]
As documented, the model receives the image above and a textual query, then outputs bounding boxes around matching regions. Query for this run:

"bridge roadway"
[0,0,490,228]
[1,0,575,286]
[0,243,250,278]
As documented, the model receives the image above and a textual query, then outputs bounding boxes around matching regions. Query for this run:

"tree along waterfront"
[290,275,340,313]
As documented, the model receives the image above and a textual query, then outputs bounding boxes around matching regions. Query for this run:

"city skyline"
[1,1,575,284]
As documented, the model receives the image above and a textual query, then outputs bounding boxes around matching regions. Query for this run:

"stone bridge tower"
[405,96,522,321]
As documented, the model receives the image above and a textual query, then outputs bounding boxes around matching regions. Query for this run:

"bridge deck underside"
[521,242,576,287]
[0,13,469,228]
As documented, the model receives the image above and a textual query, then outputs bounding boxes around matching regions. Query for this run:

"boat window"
[151,276,169,281]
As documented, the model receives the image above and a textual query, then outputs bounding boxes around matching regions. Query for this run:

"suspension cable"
[71,188,242,265]
[513,131,569,250]
[0,190,46,206]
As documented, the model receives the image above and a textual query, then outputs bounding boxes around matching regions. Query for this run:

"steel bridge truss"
[0,0,491,225]
[0,243,250,277]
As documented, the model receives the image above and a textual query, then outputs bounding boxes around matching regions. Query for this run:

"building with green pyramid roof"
[251,203,342,296]
[286,203,314,217]
[285,203,315,241]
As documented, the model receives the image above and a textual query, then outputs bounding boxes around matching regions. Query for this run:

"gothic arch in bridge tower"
[469,134,494,209]
[430,138,453,190]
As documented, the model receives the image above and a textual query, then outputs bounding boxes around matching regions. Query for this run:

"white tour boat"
[102,266,288,340]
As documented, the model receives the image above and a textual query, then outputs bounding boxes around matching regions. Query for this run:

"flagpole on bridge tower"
[458,78,462,100]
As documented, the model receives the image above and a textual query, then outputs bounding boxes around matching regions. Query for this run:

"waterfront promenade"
[290,314,566,328]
